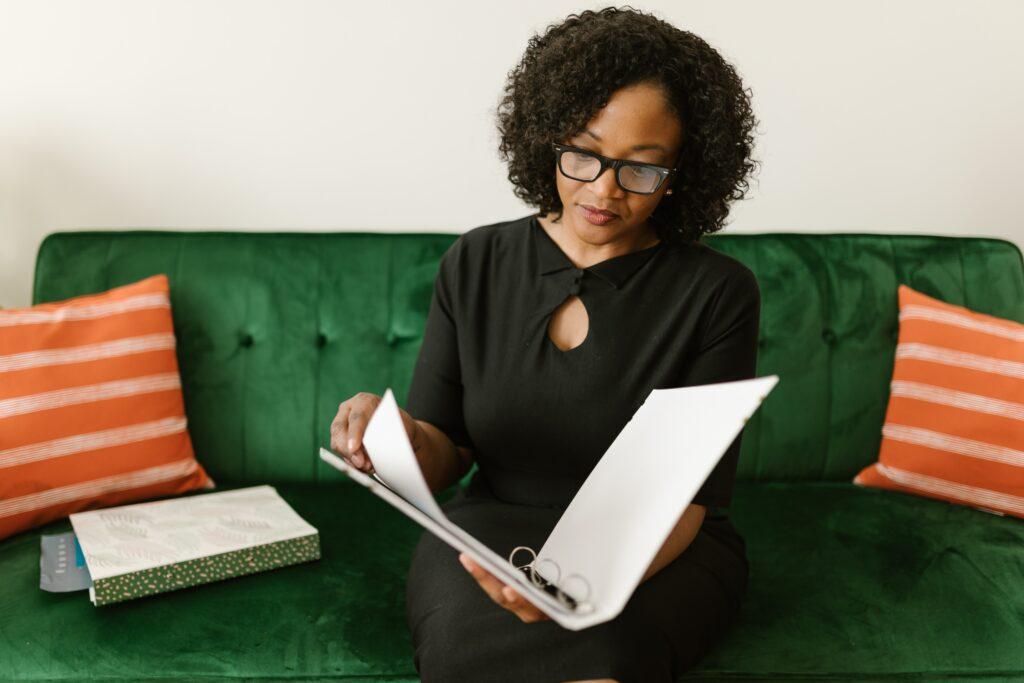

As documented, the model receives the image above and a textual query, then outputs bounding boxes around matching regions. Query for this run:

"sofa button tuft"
[239,333,254,348]
[821,328,837,345]
[316,333,328,348]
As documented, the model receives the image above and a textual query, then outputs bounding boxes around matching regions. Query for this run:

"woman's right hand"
[329,392,424,475]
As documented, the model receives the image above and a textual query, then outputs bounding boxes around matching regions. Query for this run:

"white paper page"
[318,447,606,630]
[537,375,778,614]
[332,393,603,625]
[358,388,448,522]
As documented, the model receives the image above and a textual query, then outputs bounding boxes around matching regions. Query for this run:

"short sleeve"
[403,241,476,451]
[683,267,762,510]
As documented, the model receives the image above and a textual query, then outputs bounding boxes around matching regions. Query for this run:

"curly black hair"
[495,6,761,246]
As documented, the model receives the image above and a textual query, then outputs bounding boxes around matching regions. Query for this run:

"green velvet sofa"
[3,227,1022,682]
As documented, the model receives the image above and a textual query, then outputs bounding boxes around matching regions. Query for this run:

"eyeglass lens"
[559,149,663,194]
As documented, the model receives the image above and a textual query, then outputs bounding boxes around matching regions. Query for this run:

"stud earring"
[665,189,673,195]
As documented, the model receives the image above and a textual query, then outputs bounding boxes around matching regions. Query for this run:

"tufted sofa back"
[33,230,1023,484]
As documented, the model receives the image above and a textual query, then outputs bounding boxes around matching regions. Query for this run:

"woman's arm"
[403,238,479,495]
[636,267,761,583]
[639,503,706,583]
[413,419,475,494]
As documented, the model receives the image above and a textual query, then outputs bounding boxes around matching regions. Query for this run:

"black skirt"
[405,484,749,683]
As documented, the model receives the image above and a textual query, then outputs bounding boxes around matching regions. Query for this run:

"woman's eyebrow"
[582,128,667,153]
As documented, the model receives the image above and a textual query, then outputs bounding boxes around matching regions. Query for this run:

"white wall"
[1,0,1021,309]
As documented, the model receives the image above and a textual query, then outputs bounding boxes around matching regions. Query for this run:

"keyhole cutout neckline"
[546,293,590,353]
[532,213,667,354]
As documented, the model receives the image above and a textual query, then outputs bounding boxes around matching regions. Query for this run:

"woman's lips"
[579,204,619,226]
[581,203,618,217]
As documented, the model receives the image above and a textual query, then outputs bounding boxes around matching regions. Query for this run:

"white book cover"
[319,374,778,630]
[70,485,320,605]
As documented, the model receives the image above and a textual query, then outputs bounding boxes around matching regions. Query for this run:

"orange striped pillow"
[0,274,214,541]
[854,284,1024,518]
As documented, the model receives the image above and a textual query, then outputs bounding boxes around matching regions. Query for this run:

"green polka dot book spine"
[68,485,321,607]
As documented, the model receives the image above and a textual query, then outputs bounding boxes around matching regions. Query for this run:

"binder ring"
[507,545,594,614]
[508,546,560,587]
[508,545,536,572]
[559,573,594,614]
[533,556,561,587]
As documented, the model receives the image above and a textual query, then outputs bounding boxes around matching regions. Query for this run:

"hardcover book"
[69,485,320,606]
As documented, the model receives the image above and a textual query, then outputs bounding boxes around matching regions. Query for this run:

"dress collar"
[530,214,665,290]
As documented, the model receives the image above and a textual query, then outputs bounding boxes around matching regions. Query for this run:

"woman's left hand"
[458,553,551,623]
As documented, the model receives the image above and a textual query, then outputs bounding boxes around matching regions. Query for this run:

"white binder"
[319,373,778,631]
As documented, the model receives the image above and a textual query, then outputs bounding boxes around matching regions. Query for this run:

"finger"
[331,405,369,471]
[329,403,353,455]
[462,557,547,622]
[347,411,365,457]
[351,445,374,474]
[347,394,379,460]
[501,585,546,621]
[353,445,374,472]
[401,409,425,452]
[352,394,384,469]
[501,586,550,622]
[458,554,511,607]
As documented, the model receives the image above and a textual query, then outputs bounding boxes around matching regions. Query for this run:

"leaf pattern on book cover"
[149,515,203,530]
[188,504,240,519]
[99,511,152,526]
[107,522,149,540]
[202,524,252,548]
[164,532,202,553]
[85,552,133,570]
[219,515,272,531]
[114,539,179,563]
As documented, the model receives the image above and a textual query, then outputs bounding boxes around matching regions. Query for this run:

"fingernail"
[458,554,470,569]
[347,438,357,452]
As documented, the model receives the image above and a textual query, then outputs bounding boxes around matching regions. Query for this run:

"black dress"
[403,213,761,683]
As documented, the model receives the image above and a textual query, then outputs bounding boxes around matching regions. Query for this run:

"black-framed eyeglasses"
[552,142,678,195]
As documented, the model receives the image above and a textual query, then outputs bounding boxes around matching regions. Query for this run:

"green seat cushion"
[705,483,1024,680]
[2,482,1021,681]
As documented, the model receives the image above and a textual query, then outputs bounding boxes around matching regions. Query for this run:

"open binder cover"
[319,374,778,631]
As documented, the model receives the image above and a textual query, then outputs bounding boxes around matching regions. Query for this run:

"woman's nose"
[590,165,626,198]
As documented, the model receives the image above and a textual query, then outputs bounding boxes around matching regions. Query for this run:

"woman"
[329,7,761,682]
